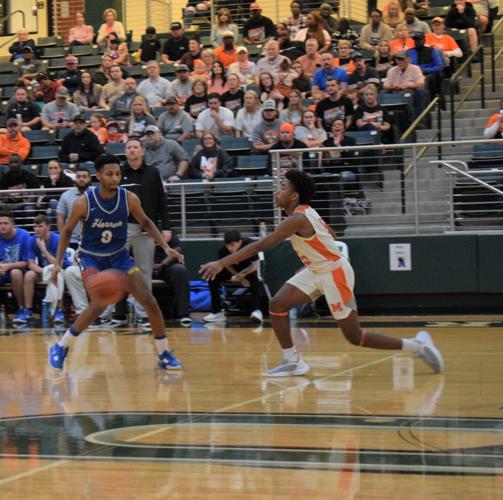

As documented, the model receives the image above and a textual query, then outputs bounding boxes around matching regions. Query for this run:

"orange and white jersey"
[290,205,346,274]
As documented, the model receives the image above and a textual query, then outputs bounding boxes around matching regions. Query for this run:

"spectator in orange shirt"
[425,17,463,67]
[389,23,414,55]
[89,113,108,144]
[0,119,30,164]
[334,41,356,73]
[214,31,238,70]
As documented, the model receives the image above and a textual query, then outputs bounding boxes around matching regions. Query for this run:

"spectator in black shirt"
[222,74,244,115]
[161,22,189,64]
[354,84,393,142]
[446,0,478,52]
[315,78,354,131]
[0,154,40,227]
[139,26,161,63]
[243,4,276,46]
[6,87,41,131]
[203,229,263,323]
[9,28,37,62]
[58,115,103,163]
[189,132,234,179]
[347,52,380,91]
[58,55,83,96]
[266,123,307,175]
[185,78,208,120]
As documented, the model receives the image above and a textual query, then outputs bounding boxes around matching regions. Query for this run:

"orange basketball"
[86,269,126,306]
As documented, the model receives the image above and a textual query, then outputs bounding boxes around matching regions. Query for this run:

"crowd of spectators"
[0,2,500,324]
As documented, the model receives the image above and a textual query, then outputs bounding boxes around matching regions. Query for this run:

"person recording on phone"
[483,99,503,140]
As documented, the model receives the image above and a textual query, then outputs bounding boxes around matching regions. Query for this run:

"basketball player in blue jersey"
[201,170,443,377]
[48,154,183,371]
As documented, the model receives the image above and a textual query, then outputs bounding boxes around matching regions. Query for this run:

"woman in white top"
[279,89,304,126]
[294,109,327,148]
[211,8,240,47]
[97,8,126,44]
[235,91,262,139]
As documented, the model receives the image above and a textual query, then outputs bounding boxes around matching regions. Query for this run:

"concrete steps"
[344,46,503,235]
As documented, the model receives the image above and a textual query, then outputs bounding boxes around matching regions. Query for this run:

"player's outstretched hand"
[200,261,223,281]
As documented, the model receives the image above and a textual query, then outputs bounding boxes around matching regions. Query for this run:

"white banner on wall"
[389,243,412,271]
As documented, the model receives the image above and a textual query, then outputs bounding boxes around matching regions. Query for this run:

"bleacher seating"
[29,145,60,163]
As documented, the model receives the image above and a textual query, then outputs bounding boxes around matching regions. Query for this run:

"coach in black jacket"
[58,115,103,163]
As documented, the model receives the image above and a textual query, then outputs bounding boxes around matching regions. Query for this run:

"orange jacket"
[0,132,30,164]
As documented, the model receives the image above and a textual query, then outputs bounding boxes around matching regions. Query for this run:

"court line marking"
[0,353,396,485]
[0,454,501,476]
[0,460,68,485]
[122,353,397,443]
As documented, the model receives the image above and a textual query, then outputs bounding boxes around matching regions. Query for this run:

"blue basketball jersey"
[80,186,129,257]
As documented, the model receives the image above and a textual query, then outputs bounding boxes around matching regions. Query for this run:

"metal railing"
[449,43,485,141]
[4,138,503,240]
[0,10,26,46]
[431,160,503,231]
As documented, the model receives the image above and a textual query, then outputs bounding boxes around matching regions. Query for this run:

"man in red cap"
[242,3,275,46]
[266,122,307,175]
[57,55,82,96]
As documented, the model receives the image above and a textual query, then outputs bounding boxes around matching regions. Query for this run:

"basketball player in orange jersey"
[201,170,443,377]
[48,154,183,372]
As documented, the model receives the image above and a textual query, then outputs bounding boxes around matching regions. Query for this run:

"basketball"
[86,269,126,306]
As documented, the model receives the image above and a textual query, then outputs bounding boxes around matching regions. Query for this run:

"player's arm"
[200,214,306,281]
[127,192,183,263]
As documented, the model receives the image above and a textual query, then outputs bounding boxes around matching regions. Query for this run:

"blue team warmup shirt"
[28,232,70,269]
[0,227,30,264]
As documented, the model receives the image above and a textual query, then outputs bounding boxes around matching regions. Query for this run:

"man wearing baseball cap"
[266,122,307,175]
[58,115,103,163]
[347,52,380,91]
[142,125,190,182]
[161,22,189,64]
[383,50,426,118]
[243,3,275,46]
[425,17,463,69]
[252,99,281,153]
[17,46,45,87]
[0,119,30,164]
[215,31,238,69]
[404,7,431,37]
[169,64,193,104]
[57,55,83,96]
[41,87,80,130]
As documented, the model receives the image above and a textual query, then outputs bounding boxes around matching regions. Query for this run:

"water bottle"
[0,305,6,328]
[40,301,50,327]
[259,221,267,239]
[16,113,22,125]
[289,307,297,320]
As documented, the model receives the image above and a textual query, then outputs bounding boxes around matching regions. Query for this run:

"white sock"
[282,346,298,362]
[154,336,169,355]
[402,338,421,353]
[58,329,78,348]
